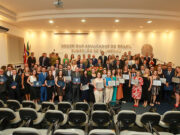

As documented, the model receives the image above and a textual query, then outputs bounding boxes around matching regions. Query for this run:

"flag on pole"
[26,41,30,57]
[23,44,27,64]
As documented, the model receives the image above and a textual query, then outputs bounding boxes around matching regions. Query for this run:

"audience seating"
[89,129,116,135]
[120,131,152,135]
[74,102,90,114]
[7,100,21,111]
[54,129,85,135]
[41,102,56,112]
[12,127,47,135]
[0,100,5,108]
[22,101,41,112]
[58,102,72,113]
[93,103,108,111]
[19,108,44,127]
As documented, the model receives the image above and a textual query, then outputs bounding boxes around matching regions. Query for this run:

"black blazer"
[104,64,113,70]
[98,55,108,66]
[27,57,36,68]
[132,64,141,70]
[39,56,50,67]
[8,75,21,89]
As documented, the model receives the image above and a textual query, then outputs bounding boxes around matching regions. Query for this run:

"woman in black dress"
[81,70,90,102]
[45,70,55,102]
[22,67,30,100]
[142,68,152,107]
[89,68,96,103]
[122,66,131,102]
[157,66,164,104]
[55,70,66,102]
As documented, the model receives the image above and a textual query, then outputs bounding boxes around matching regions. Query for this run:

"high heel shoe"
[174,104,179,108]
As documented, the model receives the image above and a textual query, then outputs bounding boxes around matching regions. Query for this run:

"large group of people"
[0,50,179,108]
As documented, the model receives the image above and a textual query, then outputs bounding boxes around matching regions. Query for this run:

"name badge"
[153,80,161,86]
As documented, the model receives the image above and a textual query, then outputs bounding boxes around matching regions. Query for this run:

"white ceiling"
[0,0,180,31]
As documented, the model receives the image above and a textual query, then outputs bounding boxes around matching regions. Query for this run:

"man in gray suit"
[72,67,81,102]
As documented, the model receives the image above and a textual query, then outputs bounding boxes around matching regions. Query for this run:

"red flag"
[24,44,27,64]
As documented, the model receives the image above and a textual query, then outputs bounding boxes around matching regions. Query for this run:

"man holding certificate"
[105,71,113,103]
[93,72,104,103]
[72,67,81,102]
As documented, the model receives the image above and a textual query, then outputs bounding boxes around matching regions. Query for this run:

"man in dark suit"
[72,67,81,102]
[163,65,175,102]
[54,60,60,69]
[98,51,107,66]
[87,59,94,68]
[8,69,21,101]
[39,53,50,67]
[119,56,125,69]
[77,60,86,70]
[0,69,7,102]
[27,52,36,70]
[92,55,98,66]
[132,59,141,70]
[104,60,113,70]
[114,60,121,70]
[63,65,73,101]
[56,53,61,64]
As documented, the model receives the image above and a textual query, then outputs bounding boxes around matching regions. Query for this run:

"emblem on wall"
[141,44,153,56]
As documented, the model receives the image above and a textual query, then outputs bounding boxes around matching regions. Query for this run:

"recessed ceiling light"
[49,20,54,24]
[81,19,86,23]
[115,19,120,23]
[147,20,152,24]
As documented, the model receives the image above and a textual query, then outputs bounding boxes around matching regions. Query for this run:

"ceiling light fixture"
[49,20,54,24]
[115,19,120,23]
[147,20,152,24]
[81,19,86,23]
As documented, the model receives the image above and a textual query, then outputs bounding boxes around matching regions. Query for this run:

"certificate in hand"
[108,80,116,86]
[172,77,180,84]
[0,77,7,83]
[47,80,55,86]
[91,79,95,84]
[57,81,65,87]
[11,81,17,87]
[118,78,125,84]
[81,84,89,91]
[33,81,42,87]
[96,82,104,89]
[160,78,166,84]
[123,74,129,80]
[102,74,107,80]
[64,76,71,82]
[153,80,161,86]
[131,79,139,85]
[73,78,80,83]
[115,81,120,86]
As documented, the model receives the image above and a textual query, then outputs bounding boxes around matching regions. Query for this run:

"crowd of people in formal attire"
[0,51,179,108]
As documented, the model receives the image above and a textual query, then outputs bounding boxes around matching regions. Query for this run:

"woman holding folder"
[81,70,90,102]
[105,70,113,103]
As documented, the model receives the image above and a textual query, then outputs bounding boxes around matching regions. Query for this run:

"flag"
[23,44,27,64]
[26,41,30,57]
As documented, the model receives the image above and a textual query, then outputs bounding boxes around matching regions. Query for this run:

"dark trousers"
[9,88,20,101]
[72,84,80,102]
[64,82,72,101]
[164,90,172,103]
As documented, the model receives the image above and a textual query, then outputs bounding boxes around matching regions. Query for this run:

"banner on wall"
[60,44,132,54]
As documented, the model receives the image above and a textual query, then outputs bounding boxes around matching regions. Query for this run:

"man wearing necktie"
[39,67,47,101]
[72,67,81,102]
[98,51,107,67]
[163,65,175,102]
[8,69,21,101]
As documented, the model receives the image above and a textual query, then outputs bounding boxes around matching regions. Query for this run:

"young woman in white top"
[27,70,38,103]
[93,72,104,103]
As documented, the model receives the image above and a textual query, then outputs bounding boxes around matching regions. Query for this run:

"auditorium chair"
[136,112,161,133]
[41,101,56,112]
[114,110,136,132]
[74,102,90,114]
[120,131,153,135]
[89,129,116,135]
[12,127,47,135]
[45,110,68,135]
[0,100,5,108]
[93,103,108,111]
[54,129,85,135]
[68,110,88,133]
[22,101,41,112]
[159,111,180,134]
[7,100,21,112]
[58,102,72,113]
[19,108,45,127]
[0,108,21,128]
[91,110,111,128]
